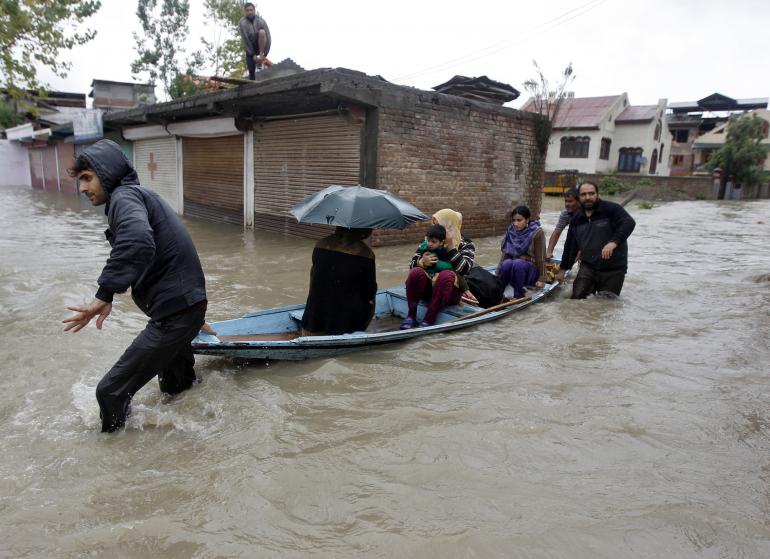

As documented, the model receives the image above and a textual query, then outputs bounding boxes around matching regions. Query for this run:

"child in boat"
[414,224,469,292]
[415,224,453,279]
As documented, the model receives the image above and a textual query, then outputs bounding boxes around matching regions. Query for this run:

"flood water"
[1,185,769,558]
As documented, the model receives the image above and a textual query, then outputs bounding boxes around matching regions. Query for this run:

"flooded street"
[1,185,769,558]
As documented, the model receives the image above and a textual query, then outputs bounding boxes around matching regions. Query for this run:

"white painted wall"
[0,140,31,186]
[611,100,671,175]
[544,94,629,173]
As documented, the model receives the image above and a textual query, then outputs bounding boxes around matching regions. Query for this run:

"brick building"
[105,67,543,245]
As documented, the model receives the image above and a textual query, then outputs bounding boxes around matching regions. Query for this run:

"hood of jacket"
[79,139,139,197]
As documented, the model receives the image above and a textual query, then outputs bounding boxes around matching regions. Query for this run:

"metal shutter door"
[56,143,77,193]
[42,146,58,190]
[134,137,178,209]
[253,114,363,237]
[29,149,44,189]
[183,135,244,225]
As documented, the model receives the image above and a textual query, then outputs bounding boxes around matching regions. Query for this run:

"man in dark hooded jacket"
[63,140,208,433]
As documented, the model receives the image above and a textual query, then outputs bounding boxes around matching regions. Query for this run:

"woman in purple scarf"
[497,205,548,299]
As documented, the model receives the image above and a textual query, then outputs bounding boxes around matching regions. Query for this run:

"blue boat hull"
[192,266,564,361]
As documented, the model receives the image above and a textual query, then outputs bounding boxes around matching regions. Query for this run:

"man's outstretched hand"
[63,299,112,333]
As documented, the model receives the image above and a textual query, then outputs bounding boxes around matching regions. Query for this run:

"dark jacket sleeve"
[96,190,156,301]
[560,225,579,271]
[608,203,636,245]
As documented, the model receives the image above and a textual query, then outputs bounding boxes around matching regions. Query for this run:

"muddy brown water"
[1,185,769,558]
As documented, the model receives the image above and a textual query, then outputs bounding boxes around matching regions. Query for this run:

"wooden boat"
[192,266,563,361]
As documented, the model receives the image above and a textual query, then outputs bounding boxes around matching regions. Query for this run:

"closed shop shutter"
[29,149,44,189]
[253,114,363,237]
[134,137,178,209]
[42,145,58,190]
[56,143,77,193]
[183,135,244,225]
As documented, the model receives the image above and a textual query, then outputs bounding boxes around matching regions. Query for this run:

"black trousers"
[245,44,270,80]
[571,265,626,299]
[96,303,206,432]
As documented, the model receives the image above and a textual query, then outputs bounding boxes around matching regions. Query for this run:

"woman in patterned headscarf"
[401,209,476,329]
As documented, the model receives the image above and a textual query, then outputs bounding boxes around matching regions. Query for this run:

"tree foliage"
[198,0,245,78]
[522,61,575,155]
[131,0,193,100]
[0,0,101,96]
[521,61,575,218]
[0,97,26,127]
[707,113,770,187]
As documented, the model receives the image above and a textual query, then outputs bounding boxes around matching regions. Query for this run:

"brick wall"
[371,97,541,246]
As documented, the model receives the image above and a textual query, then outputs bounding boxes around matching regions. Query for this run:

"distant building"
[4,85,137,193]
[521,93,671,176]
[90,79,155,111]
[2,90,88,193]
[666,93,767,175]
[691,108,770,173]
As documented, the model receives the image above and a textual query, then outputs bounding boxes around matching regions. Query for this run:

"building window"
[659,144,664,163]
[672,154,685,165]
[654,122,661,141]
[600,138,611,160]
[650,149,658,174]
[674,129,689,143]
[560,136,590,158]
[618,147,643,173]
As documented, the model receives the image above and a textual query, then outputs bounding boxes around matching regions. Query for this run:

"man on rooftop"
[239,2,271,80]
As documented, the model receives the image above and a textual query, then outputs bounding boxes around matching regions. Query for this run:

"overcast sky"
[35,0,770,109]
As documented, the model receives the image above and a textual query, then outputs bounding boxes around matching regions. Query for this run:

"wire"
[394,0,606,83]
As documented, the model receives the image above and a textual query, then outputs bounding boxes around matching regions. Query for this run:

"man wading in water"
[556,181,636,298]
[63,140,209,433]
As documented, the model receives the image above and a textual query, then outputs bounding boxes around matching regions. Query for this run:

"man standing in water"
[556,181,636,298]
[239,2,271,80]
[63,140,208,433]
[546,187,580,260]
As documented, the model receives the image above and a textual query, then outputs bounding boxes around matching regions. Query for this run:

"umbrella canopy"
[289,185,428,230]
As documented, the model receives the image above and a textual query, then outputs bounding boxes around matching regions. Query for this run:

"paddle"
[451,295,530,322]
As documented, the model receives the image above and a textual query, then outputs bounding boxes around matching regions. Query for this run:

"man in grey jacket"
[63,140,208,433]
[239,2,271,80]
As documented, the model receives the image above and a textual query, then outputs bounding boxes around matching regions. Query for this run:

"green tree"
[707,113,770,188]
[0,97,26,128]
[521,61,575,217]
[198,0,245,78]
[131,0,194,100]
[0,0,102,96]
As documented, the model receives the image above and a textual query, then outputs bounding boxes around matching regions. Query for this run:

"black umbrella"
[289,185,428,229]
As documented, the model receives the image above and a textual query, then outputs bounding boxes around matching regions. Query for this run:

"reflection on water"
[1,186,770,558]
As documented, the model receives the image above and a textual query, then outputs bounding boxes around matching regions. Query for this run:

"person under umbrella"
[301,227,377,336]
[290,185,427,335]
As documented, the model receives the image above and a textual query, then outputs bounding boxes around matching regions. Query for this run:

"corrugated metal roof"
[521,95,622,129]
[616,105,657,123]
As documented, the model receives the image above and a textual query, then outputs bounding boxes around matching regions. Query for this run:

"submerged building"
[104,67,543,244]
